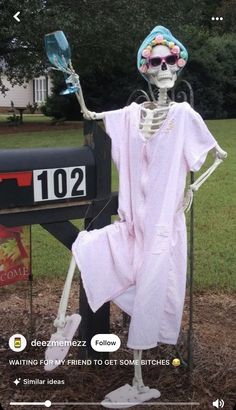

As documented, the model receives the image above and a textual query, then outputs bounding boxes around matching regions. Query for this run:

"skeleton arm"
[53,62,105,120]
[184,144,227,212]
[67,70,105,120]
[214,144,227,160]
[75,88,105,120]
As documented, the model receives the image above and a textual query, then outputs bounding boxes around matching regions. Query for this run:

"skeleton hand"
[82,109,97,121]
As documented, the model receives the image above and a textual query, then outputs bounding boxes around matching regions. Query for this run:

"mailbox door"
[0,146,96,209]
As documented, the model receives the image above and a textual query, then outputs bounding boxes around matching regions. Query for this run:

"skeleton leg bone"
[132,350,147,392]
[45,256,161,406]
[44,256,81,371]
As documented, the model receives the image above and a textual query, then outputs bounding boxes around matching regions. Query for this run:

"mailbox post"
[0,121,118,359]
[79,120,112,359]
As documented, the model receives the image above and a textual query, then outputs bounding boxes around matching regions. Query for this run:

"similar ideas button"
[91,334,121,352]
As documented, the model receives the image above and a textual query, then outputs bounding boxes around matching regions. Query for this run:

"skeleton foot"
[101,384,161,409]
[101,350,161,408]
[44,313,81,371]
[132,376,149,394]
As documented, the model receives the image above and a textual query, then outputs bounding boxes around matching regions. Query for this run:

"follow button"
[91,334,121,352]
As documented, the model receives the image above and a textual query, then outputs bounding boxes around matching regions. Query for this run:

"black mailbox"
[0,146,96,209]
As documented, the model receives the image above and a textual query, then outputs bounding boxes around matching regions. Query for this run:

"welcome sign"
[0,225,30,286]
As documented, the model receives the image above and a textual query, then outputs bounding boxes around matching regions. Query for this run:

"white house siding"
[0,77,34,107]
[0,76,52,108]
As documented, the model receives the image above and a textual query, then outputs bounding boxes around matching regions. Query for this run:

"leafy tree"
[216,0,236,33]
[183,27,236,118]
[1,0,235,118]
[0,0,47,93]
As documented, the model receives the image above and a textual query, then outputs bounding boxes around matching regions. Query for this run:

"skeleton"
[45,38,227,408]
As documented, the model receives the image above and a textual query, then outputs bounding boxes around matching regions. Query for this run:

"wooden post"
[79,120,111,359]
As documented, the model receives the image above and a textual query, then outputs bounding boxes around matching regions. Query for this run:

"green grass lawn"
[0,119,235,290]
[0,113,52,123]
[0,129,83,149]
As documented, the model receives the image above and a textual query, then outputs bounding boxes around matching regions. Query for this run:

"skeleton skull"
[147,45,178,90]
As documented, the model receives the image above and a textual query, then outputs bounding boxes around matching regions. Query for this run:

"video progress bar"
[10,401,200,407]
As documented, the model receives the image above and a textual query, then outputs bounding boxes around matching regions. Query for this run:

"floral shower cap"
[137,25,188,80]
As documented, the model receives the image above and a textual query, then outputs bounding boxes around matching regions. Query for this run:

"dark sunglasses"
[148,54,178,67]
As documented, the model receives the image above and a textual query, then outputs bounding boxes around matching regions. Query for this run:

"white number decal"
[33,166,86,202]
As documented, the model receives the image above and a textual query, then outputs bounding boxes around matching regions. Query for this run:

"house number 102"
[33,166,86,202]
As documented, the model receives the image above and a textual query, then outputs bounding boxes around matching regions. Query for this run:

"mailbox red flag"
[0,171,32,186]
[0,225,31,286]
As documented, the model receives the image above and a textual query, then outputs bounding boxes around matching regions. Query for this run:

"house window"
[34,77,48,103]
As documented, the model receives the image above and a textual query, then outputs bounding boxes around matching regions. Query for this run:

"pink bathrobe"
[72,102,217,349]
